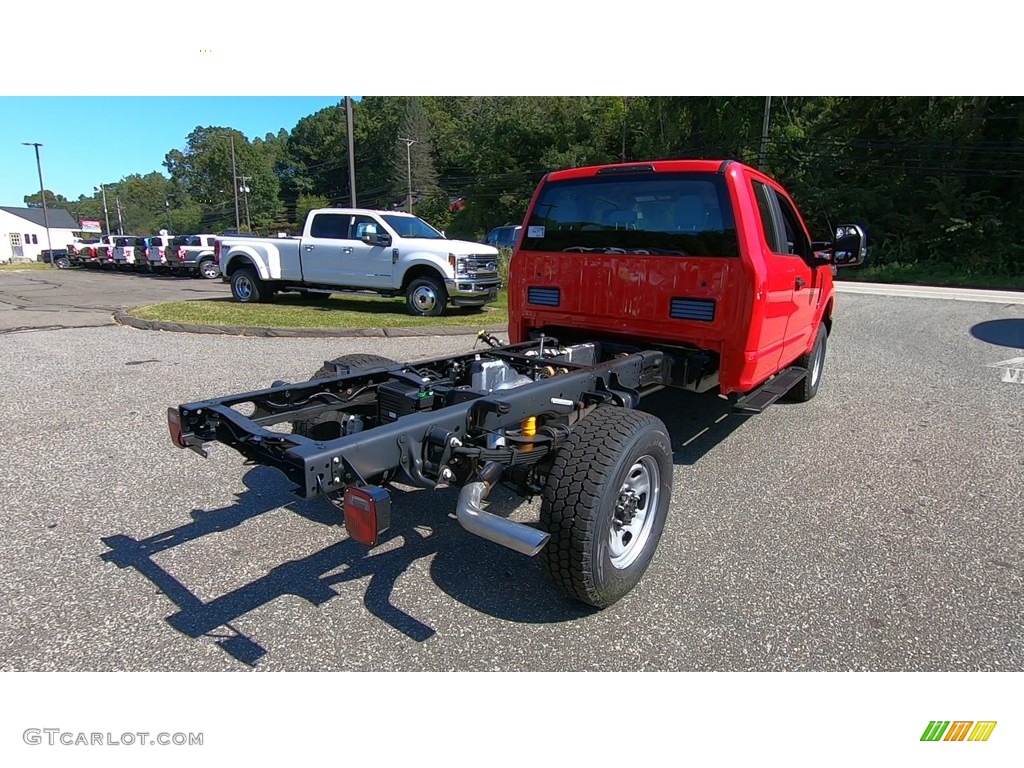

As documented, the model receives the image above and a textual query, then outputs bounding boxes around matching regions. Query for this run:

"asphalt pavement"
[0,267,226,332]
[0,270,1021,670]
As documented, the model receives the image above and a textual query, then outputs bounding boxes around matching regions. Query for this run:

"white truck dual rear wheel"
[540,406,673,608]
[231,267,267,303]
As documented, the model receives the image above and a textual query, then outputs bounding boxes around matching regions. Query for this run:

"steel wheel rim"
[609,455,661,569]
[810,336,824,387]
[235,275,253,300]
[201,261,219,278]
[412,284,438,312]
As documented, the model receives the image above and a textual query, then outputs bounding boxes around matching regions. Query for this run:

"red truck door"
[750,180,817,370]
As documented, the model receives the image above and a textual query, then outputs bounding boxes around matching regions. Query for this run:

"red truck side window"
[752,181,784,253]
[753,181,812,259]
[774,194,813,259]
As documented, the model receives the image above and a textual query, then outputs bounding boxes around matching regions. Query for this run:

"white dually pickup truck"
[214,208,502,316]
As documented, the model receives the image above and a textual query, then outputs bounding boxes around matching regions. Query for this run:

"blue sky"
[1,97,346,206]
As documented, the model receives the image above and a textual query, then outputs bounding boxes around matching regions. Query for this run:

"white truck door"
[302,212,351,285]
[340,215,395,288]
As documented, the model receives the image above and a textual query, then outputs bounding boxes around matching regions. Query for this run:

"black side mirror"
[361,232,391,247]
[831,224,867,267]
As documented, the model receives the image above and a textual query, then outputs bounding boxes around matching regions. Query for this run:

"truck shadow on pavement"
[98,392,749,668]
[640,388,753,464]
[970,318,1024,349]
[99,467,592,667]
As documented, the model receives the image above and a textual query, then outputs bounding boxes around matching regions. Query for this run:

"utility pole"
[759,96,772,170]
[621,96,628,163]
[228,134,241,231]
[399,137,417,212]
[95,184,111,235]
[345,96,357,207]
[239,175,252,231]
[115,196,124,235]
[22,142,53,267]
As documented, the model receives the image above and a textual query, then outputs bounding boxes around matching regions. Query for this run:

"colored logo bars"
[921,721,997,742]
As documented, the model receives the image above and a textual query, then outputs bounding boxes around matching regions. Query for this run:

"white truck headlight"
[449,253,468,274]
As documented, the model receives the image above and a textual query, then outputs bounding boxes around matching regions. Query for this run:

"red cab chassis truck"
[166,160,866,608]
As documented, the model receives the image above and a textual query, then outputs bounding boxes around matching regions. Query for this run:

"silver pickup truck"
[215,208,502,316]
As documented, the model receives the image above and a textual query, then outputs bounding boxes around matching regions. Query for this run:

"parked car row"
[64,233,220,279]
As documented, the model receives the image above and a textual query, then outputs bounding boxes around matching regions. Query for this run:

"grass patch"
[0,262,52,271]
[840,263,1023,291]
[130,292,508,329]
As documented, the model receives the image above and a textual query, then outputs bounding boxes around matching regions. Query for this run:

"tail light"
[167,408,188,448]
[213,240,221,264]
[342,486,391,546]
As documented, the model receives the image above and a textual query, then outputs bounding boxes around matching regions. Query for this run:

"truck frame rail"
[169,337,671,503]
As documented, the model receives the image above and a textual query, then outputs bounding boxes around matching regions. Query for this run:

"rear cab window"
[520,171,738,257]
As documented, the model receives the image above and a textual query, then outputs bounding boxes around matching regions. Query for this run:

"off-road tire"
[787,322,827,402]
[540,406,673,608]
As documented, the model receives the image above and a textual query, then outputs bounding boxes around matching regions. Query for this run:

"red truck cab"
[509,159,865,399]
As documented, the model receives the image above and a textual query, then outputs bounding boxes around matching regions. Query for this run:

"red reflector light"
[342,486,392,546]
[167,407,188,448]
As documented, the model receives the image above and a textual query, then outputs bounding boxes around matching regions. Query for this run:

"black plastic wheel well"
[225,256,255,278]
[402,265,446,291]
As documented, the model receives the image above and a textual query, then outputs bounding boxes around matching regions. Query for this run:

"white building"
[0,207,81,263]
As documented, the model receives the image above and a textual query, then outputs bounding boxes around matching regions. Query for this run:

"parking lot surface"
[0,268,226,332]
[0,282,1022,670]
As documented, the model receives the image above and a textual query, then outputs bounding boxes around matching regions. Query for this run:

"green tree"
[392,96,440,209]
[294,193,330,229]
[165,126,282,232]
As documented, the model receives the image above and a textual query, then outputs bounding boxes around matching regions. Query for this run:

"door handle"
[795,277,806,290]
[342,247,353,254]
[304,245,315,252]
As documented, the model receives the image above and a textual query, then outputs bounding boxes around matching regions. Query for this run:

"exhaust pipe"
[456,462,550,556]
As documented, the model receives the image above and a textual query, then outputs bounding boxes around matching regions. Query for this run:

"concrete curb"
[113,309,506,338]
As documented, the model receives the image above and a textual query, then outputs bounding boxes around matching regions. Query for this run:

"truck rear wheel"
[291,353,399,441]
[231,267,265,303]
[787,323,827,402]
[406,275,447,317]
[198,258,220,279]
[539,406,673,608]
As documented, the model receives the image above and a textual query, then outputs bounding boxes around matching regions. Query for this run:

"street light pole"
[95,184,111,235]
[22,142,53,267]
[399,137,417,213]
[229,134,241,231]
[759,96,772,170]
[239,175,252,231]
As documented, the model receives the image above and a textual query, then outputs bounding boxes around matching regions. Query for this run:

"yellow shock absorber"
[522,416,537,437]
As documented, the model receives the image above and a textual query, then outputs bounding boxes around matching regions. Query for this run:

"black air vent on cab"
[528,287,561,307]
[670,297,716,321]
